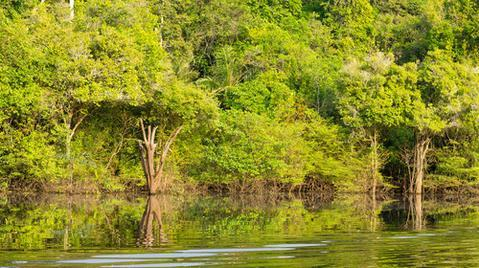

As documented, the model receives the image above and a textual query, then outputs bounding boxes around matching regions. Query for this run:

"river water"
[0,193,478,267]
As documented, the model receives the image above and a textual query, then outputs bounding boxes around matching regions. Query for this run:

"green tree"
[339,52,420,194]
[406,49,479,194]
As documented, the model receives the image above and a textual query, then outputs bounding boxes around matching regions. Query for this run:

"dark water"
[1,193,479,267]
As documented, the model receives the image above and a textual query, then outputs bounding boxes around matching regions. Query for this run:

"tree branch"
[155,126,183,178]
[140,119,147,143]
[69,112,88,139]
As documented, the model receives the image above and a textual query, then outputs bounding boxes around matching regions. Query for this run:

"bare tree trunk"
[414,194,423,230]
[411,133,430,195]
[63,110,87,189]
[66,134,73,186]
[69,0,74,20]
[370,128,379,198]
[159,15,164,48]
[138,119,182,194]
[369,194,378,232]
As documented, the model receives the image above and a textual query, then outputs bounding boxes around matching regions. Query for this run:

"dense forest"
[0,0,478,194]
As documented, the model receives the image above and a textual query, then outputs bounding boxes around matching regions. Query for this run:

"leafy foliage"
[0,0,478,193]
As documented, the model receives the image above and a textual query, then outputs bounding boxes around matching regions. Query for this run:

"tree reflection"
[405,195,423,230]
[137,196,168,247]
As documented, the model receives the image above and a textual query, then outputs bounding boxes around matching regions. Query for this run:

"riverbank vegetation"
[1,0,478,194]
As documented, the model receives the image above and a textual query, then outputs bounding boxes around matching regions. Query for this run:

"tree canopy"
[0,0,478,194]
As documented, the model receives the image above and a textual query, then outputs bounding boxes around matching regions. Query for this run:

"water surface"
[1,193,479,267]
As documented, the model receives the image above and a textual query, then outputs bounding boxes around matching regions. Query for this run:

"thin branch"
[106,138,123,170]
[155,126,183,177]
[140,119,147,143]
[106,116,132,170]
[138,140,150,186]
[69,112,88,139]
[147,125,152,144]
[151,126,158,147]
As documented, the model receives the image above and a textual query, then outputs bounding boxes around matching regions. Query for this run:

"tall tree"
[407,49,479,194]
[339,52,420,194]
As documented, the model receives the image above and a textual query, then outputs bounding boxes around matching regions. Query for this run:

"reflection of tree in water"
[379,195,424,230]
[405,195,423,230]
[300,192,334,212]
[137,196,168,247]
[348,195,385,232]
[364,195,380,231]
[300,194,387,232]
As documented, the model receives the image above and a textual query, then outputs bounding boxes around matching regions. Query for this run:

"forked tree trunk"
[137,119,182,194]
[410,134,431,195]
